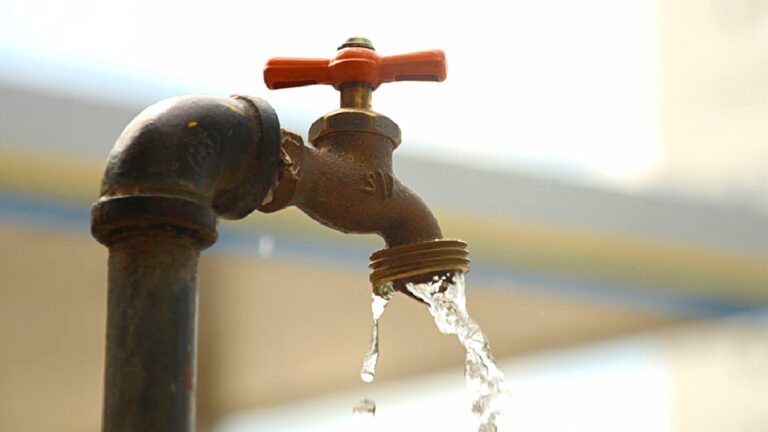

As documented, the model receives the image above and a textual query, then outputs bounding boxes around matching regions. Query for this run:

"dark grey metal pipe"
[92,94,281,432]
[103,233,200,431]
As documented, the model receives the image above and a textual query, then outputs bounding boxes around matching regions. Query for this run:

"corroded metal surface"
[338,36,375,50]
[92,95,281,432]
[259,125,443,247]
[369,239,470,286]
[261,38,469,291]
[308,108,401,147]
[260,43,443,246]
[103,233,199,432]
[339,82,374,109]
[93,94,280,233]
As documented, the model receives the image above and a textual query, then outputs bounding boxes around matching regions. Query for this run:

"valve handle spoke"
[264,38,446,91]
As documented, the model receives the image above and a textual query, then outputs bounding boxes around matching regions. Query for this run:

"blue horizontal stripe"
[0,190,763,319]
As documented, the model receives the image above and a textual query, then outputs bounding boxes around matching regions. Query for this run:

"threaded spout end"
[369,239,470,288]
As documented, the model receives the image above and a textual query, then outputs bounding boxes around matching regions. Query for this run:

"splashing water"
[406,271,508,432]
[360,283,395,383]
[358,272,506,430]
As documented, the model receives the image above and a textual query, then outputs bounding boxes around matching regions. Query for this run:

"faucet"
[91,38,468,431]
[260,37,469,291]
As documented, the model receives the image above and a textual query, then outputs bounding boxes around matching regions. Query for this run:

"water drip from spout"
[352,397,377,417]
[352,397,377,429]
[360,283,395,383]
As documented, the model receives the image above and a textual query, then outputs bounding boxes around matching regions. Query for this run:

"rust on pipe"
[103,233,200,432]
[91,94,281,432]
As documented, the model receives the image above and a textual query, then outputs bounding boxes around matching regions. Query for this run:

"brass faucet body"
[261,38,470,289]
[259,91,468,289]
[259,101,442,248]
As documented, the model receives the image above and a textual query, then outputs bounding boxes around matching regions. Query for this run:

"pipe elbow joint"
[92,95,281,247]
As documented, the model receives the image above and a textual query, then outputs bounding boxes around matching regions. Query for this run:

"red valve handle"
[264,47,447,91]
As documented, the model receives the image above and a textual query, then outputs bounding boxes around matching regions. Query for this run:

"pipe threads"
[369,239,470,287]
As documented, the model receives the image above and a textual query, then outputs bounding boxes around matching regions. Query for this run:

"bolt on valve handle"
[263,37,446,109]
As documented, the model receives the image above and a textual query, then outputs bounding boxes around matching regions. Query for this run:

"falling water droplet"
[353,398,377,417]
[360,369,375,384]
[352,398,377,430]
[360,283,394,383]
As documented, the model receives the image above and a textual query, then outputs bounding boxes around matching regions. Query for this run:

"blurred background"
[1,0,767,430]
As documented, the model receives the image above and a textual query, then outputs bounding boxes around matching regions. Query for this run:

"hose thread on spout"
[369,239,470,287]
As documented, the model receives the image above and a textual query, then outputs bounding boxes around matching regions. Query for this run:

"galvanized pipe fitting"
[91,94,281,432]
[92,94,280,248]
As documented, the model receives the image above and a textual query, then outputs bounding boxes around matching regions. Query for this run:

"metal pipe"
[103,233,200,431]
[340,82,373,109]
[92,94,281,432]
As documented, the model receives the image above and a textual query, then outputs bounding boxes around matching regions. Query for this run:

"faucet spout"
[258,109,468,291]
[259,129,442,248]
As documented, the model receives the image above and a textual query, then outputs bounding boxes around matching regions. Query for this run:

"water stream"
[359,272,507,431]
[406,271,507,431]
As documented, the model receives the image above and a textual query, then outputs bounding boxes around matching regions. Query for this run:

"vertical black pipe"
[103,233,200,431]
[91,95,281,431]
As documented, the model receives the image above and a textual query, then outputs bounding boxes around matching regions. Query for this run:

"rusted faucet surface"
[259,112,442,248]
[261,37,469,288]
